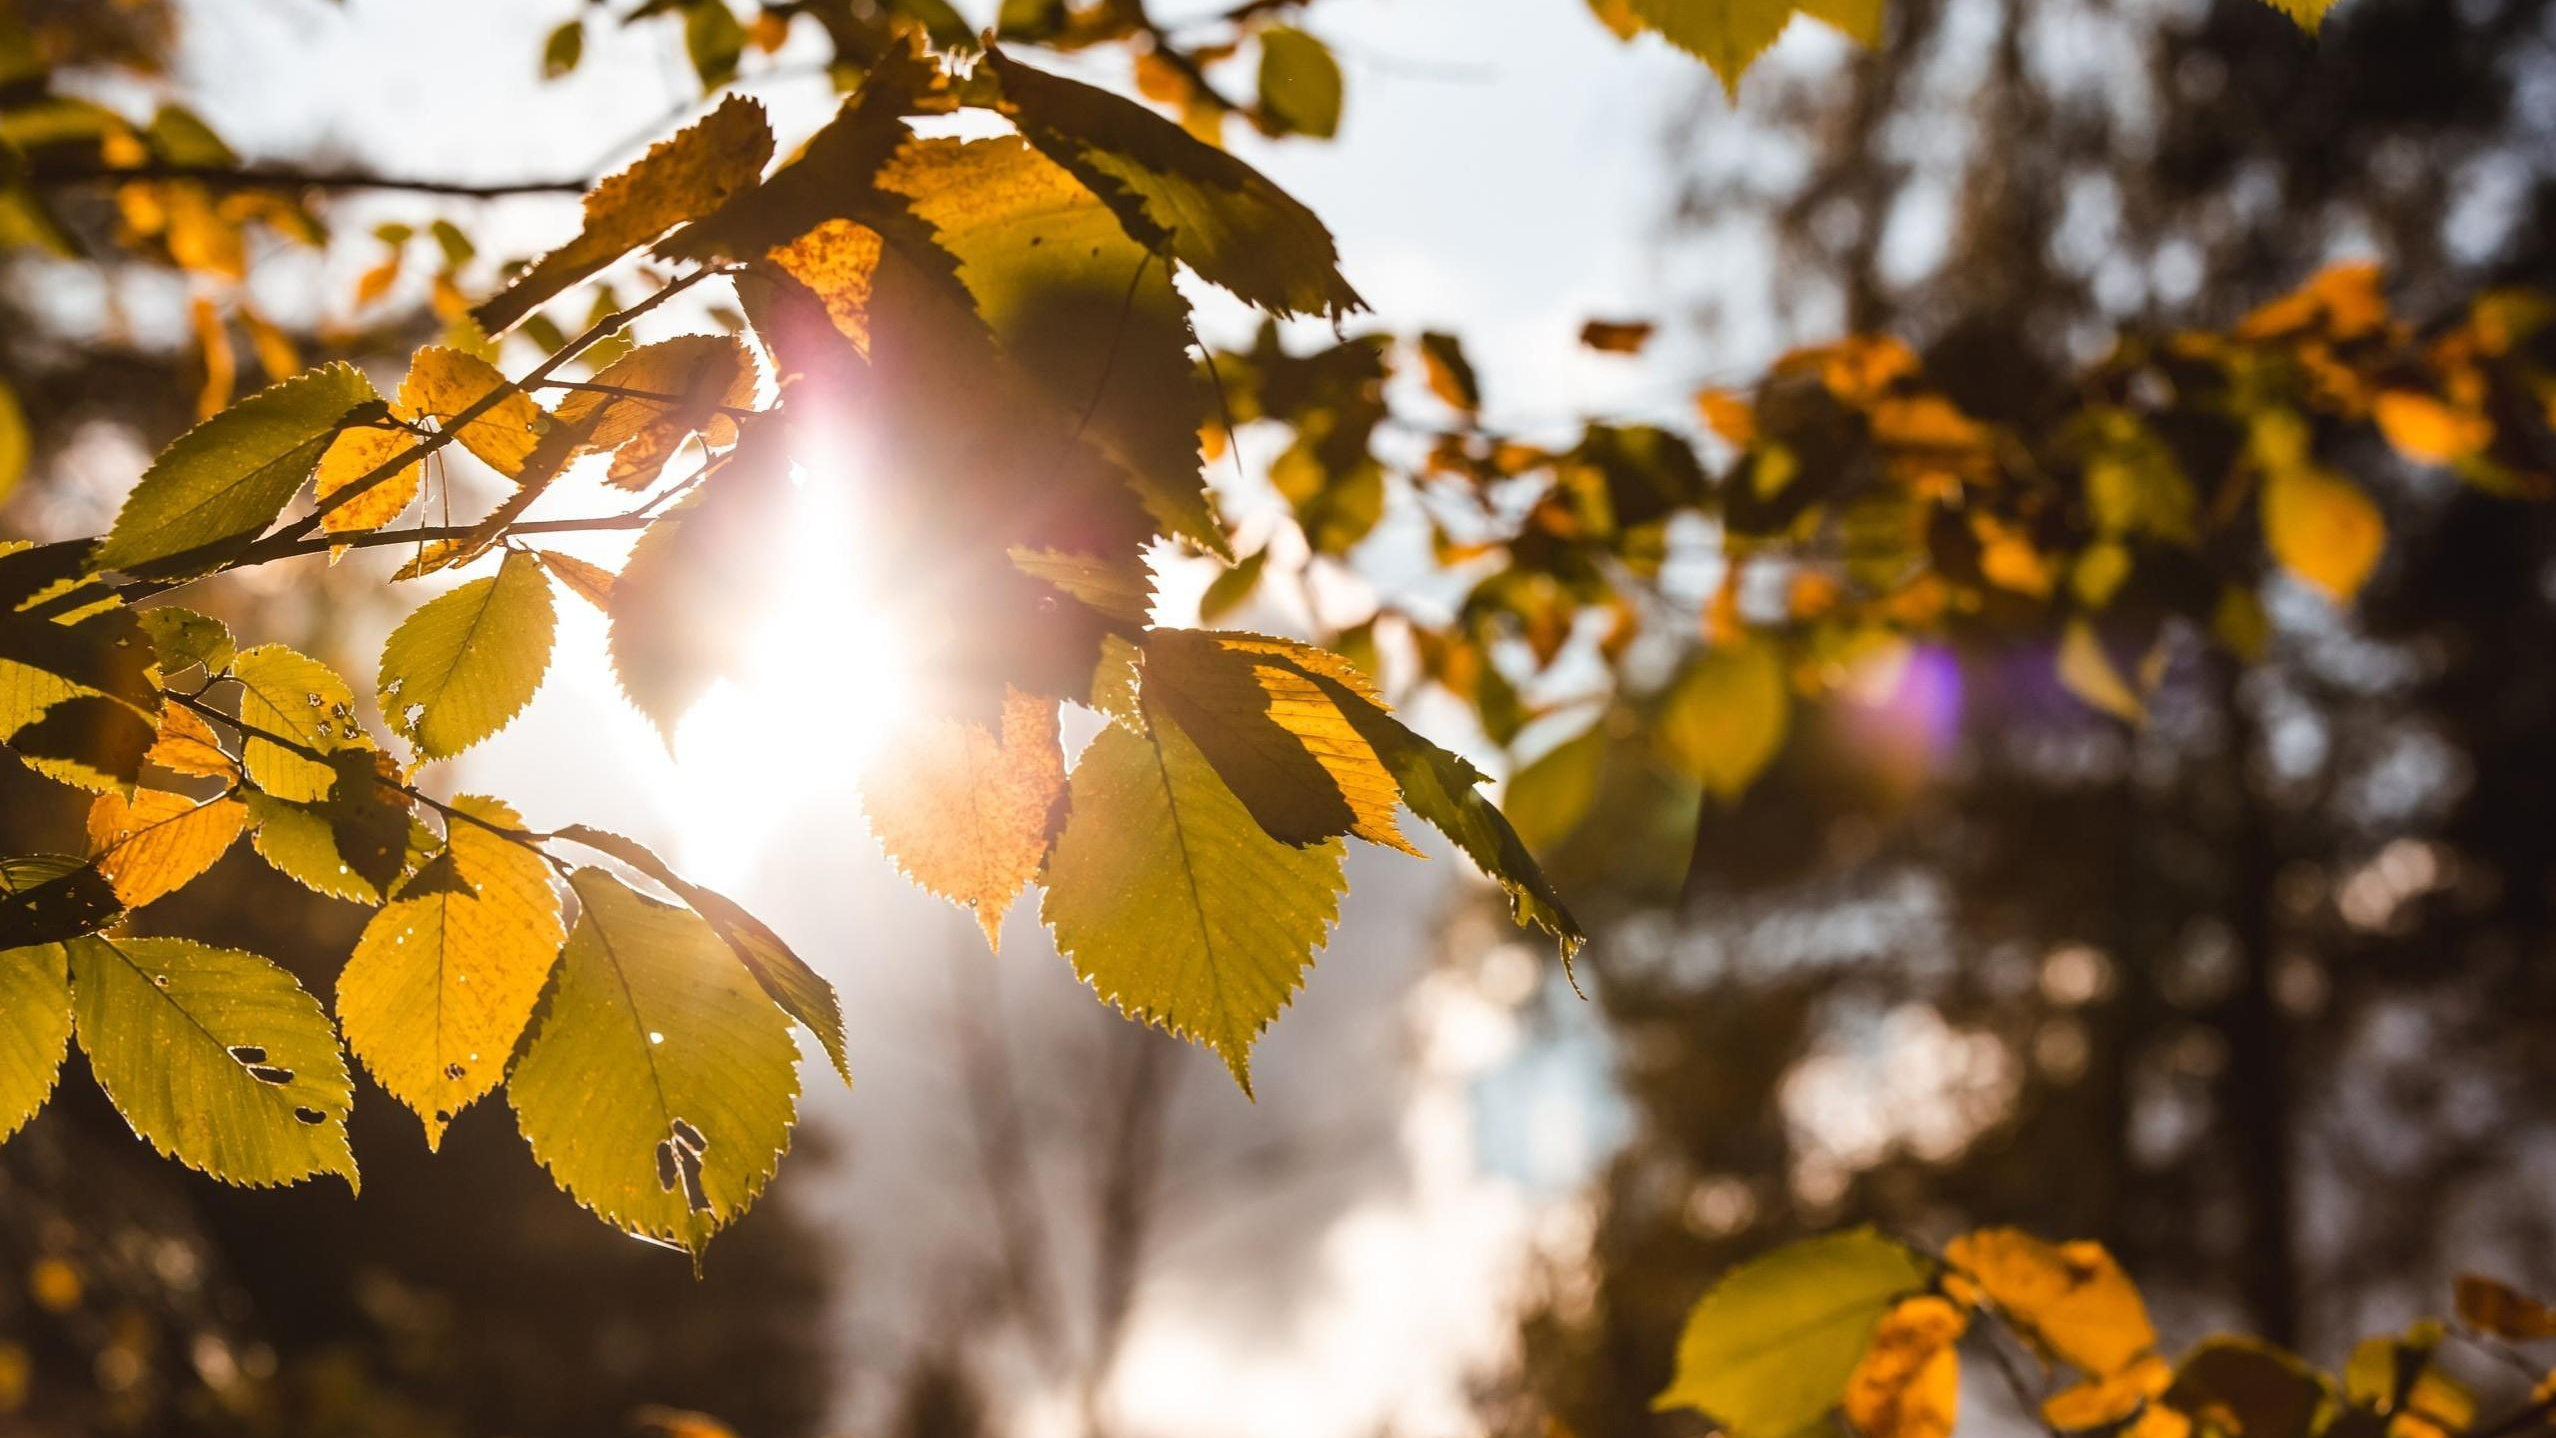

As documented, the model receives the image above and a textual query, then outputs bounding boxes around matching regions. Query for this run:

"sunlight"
[659,430,910,887]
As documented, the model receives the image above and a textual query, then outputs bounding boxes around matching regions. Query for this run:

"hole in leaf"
[669,1117,706,1153]
[292,1107,325,1125]
[443,1062,465,1080]
[655,1138,680,1193]
[434,1109,453,1124]
[227,1045,267,1065]
[246,1065,295,1086]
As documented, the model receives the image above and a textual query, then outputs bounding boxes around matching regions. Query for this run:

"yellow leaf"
[767,218,883,354]
[338,795,565,1149]
[532,549,617,612]
[312,418,422,539]
[145,702,238,782]
[475,95,774,335]
[1846,1296,1965,1438]
[2058,620,2144,723]
[2046,1354,2174,1431]
[2373,390,2491,466]
[398,346,551,480]
[1944,1228,2157,1380]
[1612,0,1886,97]
[85,788,248,909]
[1975,514,2055,597]
[1661,638,1789,801]
[2256,0,2342,32]
[2262,465,2384,604]
[861,688,1067,951]
[189,294,235,421]
[2239,262,2388,342]
[1699,388,1757,446]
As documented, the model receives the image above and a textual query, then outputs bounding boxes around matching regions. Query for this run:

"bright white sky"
[140,3,1858,1432]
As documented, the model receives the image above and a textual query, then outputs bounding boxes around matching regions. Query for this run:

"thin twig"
[26,161,588,198]
[167,690,565,871]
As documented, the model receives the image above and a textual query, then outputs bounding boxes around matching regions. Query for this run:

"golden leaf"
[1845,1296,1965,1438]
[145,702,238,782]
[2374,389,2492,466]
[1945,1228,2157,1381]
[398,347,551,480]
[86,787,249,909]
[2262,465,2385,604]
[767,219,884,355]
[313,419,422,540]
[862,688,1067,951]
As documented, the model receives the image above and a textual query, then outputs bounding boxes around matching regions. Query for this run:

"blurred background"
[3,0,2555,1436]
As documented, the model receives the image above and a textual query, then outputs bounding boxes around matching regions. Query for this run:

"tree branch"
[25,161,588,198]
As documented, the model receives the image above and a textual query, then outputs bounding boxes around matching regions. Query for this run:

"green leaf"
[90,363,381,580]
[68,934,358,1189]
[1198,548,1268,623]
[1141,629,1416,853]
[474,96,774,335]
[338,795,564,1149]
[134,605,236,680]
[1654,1228,1936,1434]
[507,869,800,1255]
[550,825,849,1085]
[0,858,78,1142]
[378,549,557,761]
[541,18,584,78]
[1504,724,1608,853]
[231,643,373,803]
[1258,26,1343,139]
[1304,671,1587,965]
[1607,0,1885,98]
[682,0,746,92]
[1661,639,1789,801]
[1040,714,1345,1096]
[988,49,1365,321]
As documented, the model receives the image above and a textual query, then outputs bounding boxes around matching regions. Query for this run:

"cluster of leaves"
[1652,1227,2556,1438]
[0,23,1584,1258]
[1586,0,2345,97]
[1207,262,2556,833]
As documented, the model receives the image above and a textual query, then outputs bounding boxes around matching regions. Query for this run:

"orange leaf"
[861,689,1067,951]
[86,788,248,909]
[1846,1296,1965,1438]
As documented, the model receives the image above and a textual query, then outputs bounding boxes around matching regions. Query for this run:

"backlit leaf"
[230,643,372,803]
[1609,0,1886,97]
[1654,1228,1936,1435]
[92,363,380,580]
[861,687,1066,951]
[476,96,774,335]
[1846,1296,1966,1438]
[1504,724,1608,854]
[338,795,564,1149]
[534,549,617,611]
[145,703,237,782]
[133,605,235,680]
[989,49,1365,321]
[242,754,414,905]
[508,869,800,1255]
[378,548,557,760]
[0,859,77,1142]
[398,346,553,480]
[547,824,849,1086]
[0,855,123,951]
[0,378,26,505]
[2454,1275,2556,1340]
[85,787,248,908]
[68,934,357,1189]
[311,418,422,540]
[1040,715,1346,1096]
[1142,629,1416,853]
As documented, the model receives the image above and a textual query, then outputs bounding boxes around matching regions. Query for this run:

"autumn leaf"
[397,346,553,480]
[230,643,373,803]
[988,49,1365,321]
[1141,629,1417,853]
[1945,1228,2157,1380]
[508,869,800,1257]
[475,95,774,335]
[311,417,423,540]
[861,687,1066,951]
[91,363,381,580]
[533,549,617,611]
[0,858,77,1143]
[377,548,558,761]
[1040,713,1346,1096]
[85,787,248,909]
[1845,1296,1965,1438]
[1662,638,1790,800]
[1258,26,1343,139]
[2262,465,2385,604]
[1581,318,1656,354]
[68,934,358,1190]
[337,795,564,1149]
[2454,1275,2556,1340]
[1605,0,1886,98]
